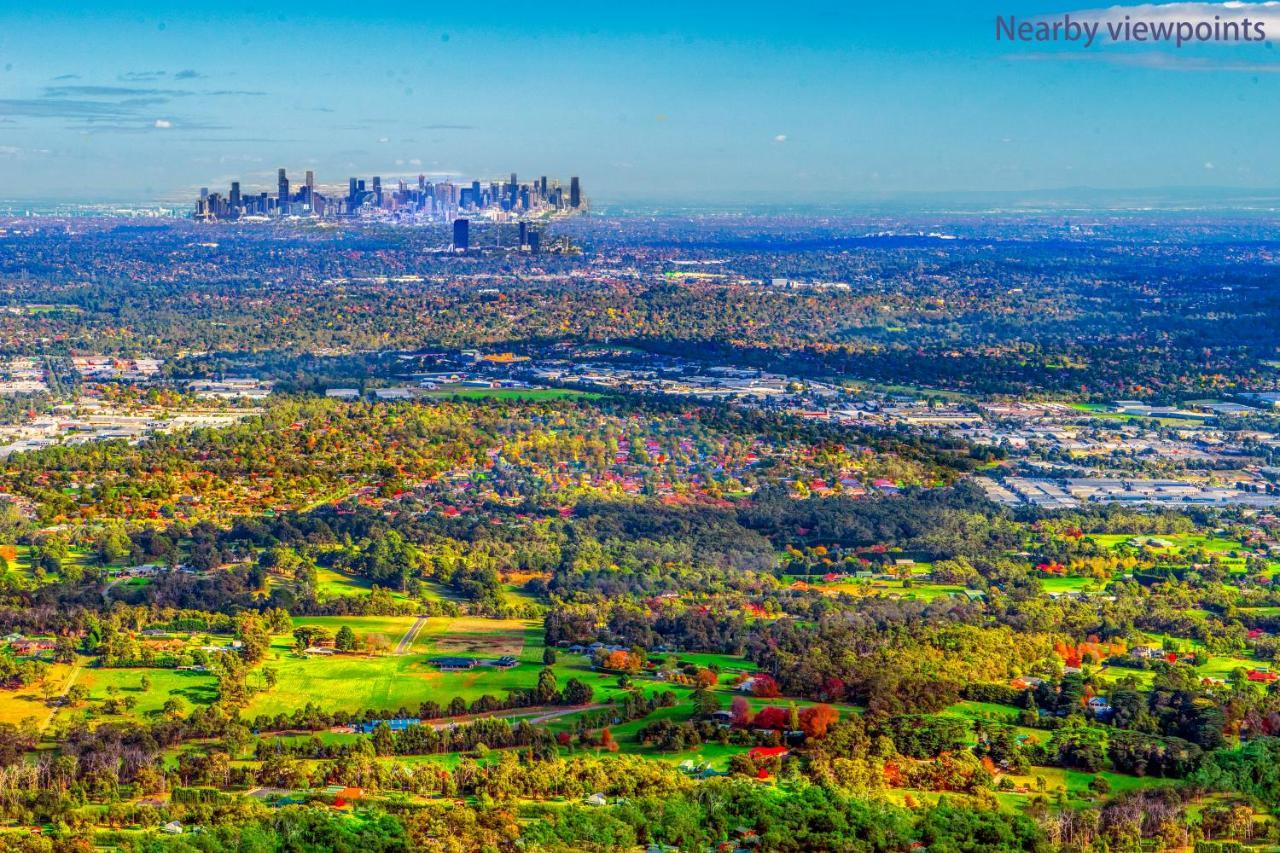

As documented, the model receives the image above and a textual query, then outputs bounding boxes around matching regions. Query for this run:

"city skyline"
[2,1,1280,204]
[193,167,581,223]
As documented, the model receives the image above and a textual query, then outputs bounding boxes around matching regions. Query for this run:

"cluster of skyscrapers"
[194,169,582,223]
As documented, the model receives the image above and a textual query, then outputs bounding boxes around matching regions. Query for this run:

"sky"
[1,1,1279,204]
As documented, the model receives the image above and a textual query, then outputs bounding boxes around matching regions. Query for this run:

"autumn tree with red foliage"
[752,674,781,698]
[753,706,790,730]
[799,703,839,738]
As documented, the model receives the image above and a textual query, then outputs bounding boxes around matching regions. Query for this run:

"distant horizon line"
[7,184,1280,215]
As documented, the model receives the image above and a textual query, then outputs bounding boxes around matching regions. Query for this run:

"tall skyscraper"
[277,168,290,214]
[229,181,241,211]
[373,176,382,207]
[518,221,528,248]
[348,178,358,209]
[570,177,581,208]
[453,218,470,251]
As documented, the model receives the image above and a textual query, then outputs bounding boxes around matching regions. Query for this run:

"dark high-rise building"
[527,231,540,253]
[348,177,358,208]
[471,181,481,209]
[518,221,528,248]
[569,177,581,208]
[373,176,382,206]
[539,176,547,197]
[277,168,290,213]
[453,218,470,251]
[229,182,241,210]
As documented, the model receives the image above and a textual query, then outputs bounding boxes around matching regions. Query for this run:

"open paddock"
[410,617,534,658]
[0,661,77,726]
[75,666,219,717]
[244,617,545,717]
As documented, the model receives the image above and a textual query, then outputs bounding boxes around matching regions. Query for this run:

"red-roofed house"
[749,746,790,760]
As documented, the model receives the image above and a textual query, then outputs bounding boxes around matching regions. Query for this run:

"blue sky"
[1,1,1279,203]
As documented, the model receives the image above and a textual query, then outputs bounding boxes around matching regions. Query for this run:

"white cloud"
[0,146,50,157]
[773,134,787,143]
[1012,50,1280,71]
[153,118,172,128]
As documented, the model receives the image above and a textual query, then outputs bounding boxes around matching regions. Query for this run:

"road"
[260,703,612,738]
[102,576,127,602]
[424,702,607,730]
[39,662,83,734]
[394,615,429,655]
[522,704,606,725]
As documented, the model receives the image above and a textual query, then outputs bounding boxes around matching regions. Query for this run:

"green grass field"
[3,544,103,587]
[814,578,971,602]
[1067,404,1208,428]
[244,617,551,716]
[1087,532,1241,554]
[76,666,219,717]
[246,652,508,717]
[311,567,415,604]
[290,614,419,640]
[1038,575,1098,593]
[664,651,756,672]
